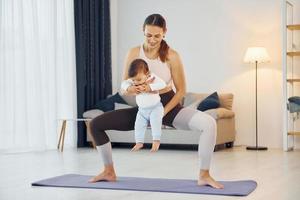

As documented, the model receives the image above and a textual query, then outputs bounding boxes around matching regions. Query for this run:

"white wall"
[111,0,286,148]
[110,0,118,94]
[290,0,300,24]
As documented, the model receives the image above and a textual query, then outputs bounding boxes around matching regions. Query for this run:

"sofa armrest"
[215,108,235,119]
[205,108,234,120]
[83,109,104,119]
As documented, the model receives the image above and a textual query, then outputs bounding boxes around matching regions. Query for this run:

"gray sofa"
[83,92,236,148]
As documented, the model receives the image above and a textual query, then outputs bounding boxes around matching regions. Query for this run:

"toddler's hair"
[128,59,149,78]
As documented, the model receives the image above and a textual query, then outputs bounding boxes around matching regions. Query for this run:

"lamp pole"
[246,61,268,150]
[255,61,258,149]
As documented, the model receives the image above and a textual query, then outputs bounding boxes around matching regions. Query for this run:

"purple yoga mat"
[32,174,257,196]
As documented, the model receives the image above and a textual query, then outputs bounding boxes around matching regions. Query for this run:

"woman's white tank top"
[139,45,172,87]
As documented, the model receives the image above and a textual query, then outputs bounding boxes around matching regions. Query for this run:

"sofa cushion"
[83,109,104,119]
[82,103,134,120]
[197,92,220,111]
[120,94,137,107]
[183,93,207,107]
[204,109,218,119]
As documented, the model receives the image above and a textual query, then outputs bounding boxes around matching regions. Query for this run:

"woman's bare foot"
[150,140,160,152]
[131,143,144,151]
[198,170,224,189]
[88,165,117,183]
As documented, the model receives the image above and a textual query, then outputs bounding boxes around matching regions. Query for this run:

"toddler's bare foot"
[131,143,144,151]
[150,140,160,152]
[198,170,224,189]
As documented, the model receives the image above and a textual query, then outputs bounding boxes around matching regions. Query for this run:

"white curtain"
[0,0,77,152]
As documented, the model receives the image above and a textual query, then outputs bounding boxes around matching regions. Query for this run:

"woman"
[89,14,224,189]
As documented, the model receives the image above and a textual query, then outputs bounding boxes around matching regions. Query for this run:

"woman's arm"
[120,47,140,95]
[164,49,186,115]
[120,79,134,93]
[148,73,167,91]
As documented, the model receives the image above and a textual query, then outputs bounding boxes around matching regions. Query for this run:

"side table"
[57,118,95,152]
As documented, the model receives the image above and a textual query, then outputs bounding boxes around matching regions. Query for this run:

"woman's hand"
[163,108,167,116]
[133,85,153,94]
[138,77,157,93]
[127,84,155,94]
[126,85,141,95]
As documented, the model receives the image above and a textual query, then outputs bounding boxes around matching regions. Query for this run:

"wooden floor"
[0,146,300,200]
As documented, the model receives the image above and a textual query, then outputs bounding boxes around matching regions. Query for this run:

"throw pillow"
[197,92,220,111]
[93,92,127,112]
[114,102,134,110]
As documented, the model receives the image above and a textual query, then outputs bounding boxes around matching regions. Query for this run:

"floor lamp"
[243,47,270,151]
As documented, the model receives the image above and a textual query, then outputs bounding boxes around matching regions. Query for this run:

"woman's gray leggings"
[90,90,216,170]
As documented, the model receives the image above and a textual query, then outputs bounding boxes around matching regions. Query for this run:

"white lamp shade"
[243,47,270,63]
